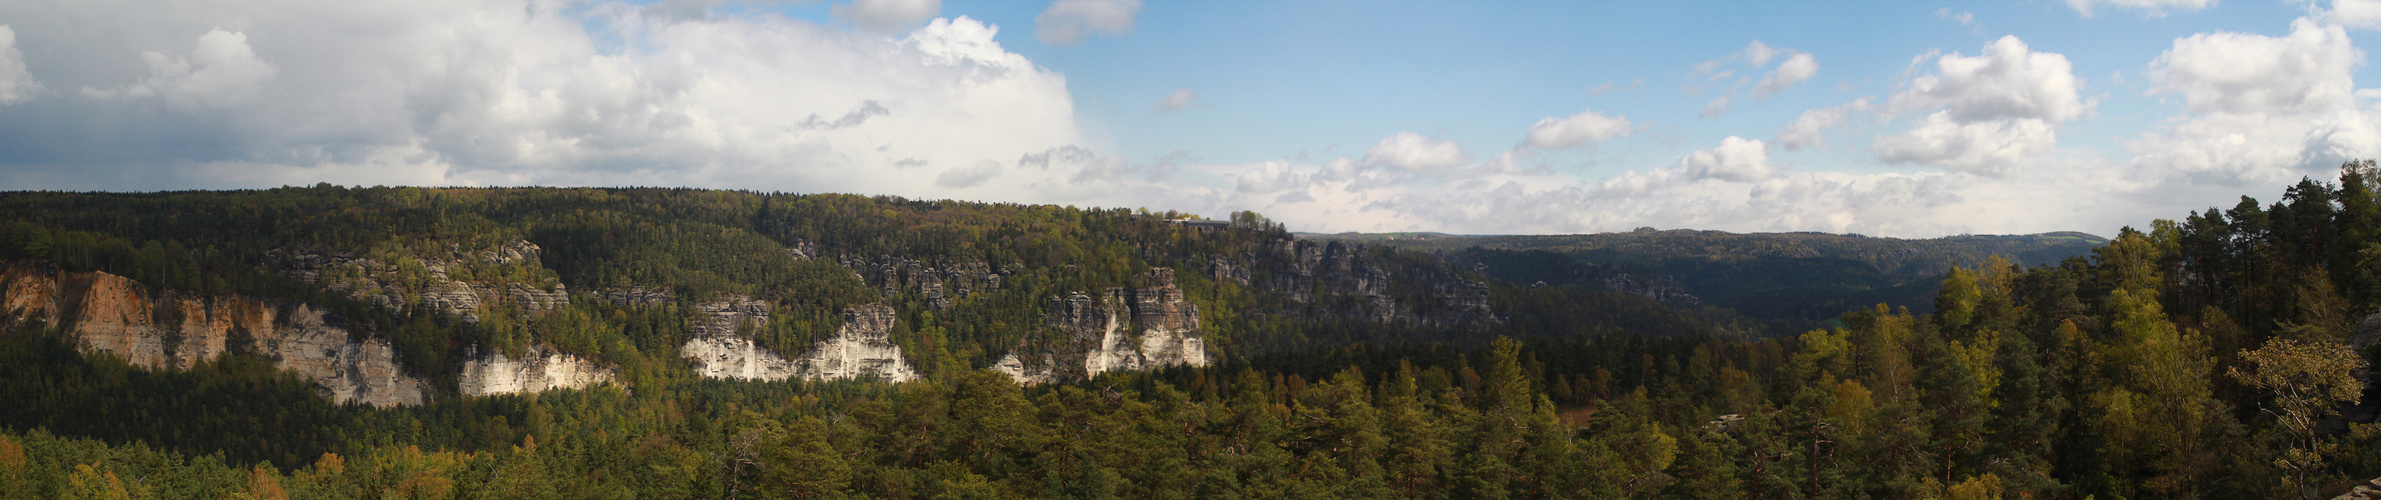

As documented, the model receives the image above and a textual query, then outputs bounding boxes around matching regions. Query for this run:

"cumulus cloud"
[1777,97,1872,151]
[81,28,277,110]
[2128,18,2381,186]
[0,25,37,106]
[2066,0,2212,17]
[1873,112,2057,176]
[1363,132,1471,172]
[1889,36,2086,123]
[1680,136,1779,182]
[1156,87,1196,111]
[1874,36,2085,176]
[2326,0,2381,29]
[2151,19,2358,114]
[1524,109,1633,149]
[1754,53,1817,98]
[1034,0,1140,46]
[0,2,1119,202]
[833,0,941,31]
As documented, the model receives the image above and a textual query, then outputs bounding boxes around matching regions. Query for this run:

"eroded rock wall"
[0,263,429,407]
[270,240,570,324]
[679,298,919,383]
[1003,268,1208,384]
[458,344,616,397]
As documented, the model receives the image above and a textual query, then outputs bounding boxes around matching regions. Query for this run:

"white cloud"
[1034,0,1140,46]
[2151,19,2358,114]
[0,25,37,106]
[1777,97,1872,151]
[1679,136,1778,182]
[2066,0,2213,18]
[1873,111,2057,176]
[2128,18,2381,187]
[1700,94,1733,118]
[1874,36,2085,176]
[0,3,1101,200]
[1695,40,1816,117]
[833,0,941,32]
[82,28,277,110]
[1156,87,1196,111]
[2327,0,2381,29]
[1743,40,1781,66]
[1524,109,1633,149]
[936,160,1002,188]
[1363,132,1471,172]
[1754,53,1817,98]
[1891,36,2086,123]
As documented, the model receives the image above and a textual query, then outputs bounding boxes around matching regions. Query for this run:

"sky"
[0,0,2378,238]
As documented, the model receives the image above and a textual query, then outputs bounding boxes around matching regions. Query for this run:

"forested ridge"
[1,162,2379,498]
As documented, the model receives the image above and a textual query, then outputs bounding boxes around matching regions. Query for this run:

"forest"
[0,161,2377,499]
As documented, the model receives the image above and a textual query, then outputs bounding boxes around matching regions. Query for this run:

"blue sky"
[0,0,2377,237]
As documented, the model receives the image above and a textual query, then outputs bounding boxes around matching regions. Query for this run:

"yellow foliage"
[1829,379,1875,439]
[243,465,287,500]
[1946,473,2005,500]
[1952,330,2002,409]
[66,463,134,500]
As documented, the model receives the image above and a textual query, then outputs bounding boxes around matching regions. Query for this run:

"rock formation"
[837,255,1007,311]
[999,268,1208,383]
[458,344,615,397]
[269,240,570,323]
[679,298,919,383]
[0,263,429,407]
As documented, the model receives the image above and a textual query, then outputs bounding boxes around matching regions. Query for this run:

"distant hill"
[1313,229,2107,326]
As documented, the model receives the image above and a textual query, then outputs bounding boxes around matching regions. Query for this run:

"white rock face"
[791,304,918,383]
[680,300,918,383]
[991,352,1057,385]
[683,332,801,381]
[459,344,615,397]
[1079,303,1207,379]
[1002,268,1208,384]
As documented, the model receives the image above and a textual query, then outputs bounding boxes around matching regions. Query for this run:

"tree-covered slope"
[1,161,2377,498]
[1322,228,2106,328]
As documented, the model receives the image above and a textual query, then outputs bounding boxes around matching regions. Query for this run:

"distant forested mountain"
[1319,229,2106,328]
[0,162,2377,499]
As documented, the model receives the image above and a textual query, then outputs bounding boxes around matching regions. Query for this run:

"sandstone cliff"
[998,268,1208,383]
[0,263,429,407]
[458,344,615,397]
[679,298,919,383]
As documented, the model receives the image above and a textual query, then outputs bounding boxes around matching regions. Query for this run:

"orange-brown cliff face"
[0,263,429,407]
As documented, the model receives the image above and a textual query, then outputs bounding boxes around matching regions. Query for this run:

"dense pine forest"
[0,162,2378,499]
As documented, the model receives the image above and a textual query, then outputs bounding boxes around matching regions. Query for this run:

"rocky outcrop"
[1603,273,1702,305]
[1003,268,1208,383]
[680,296,793,380]
[679,299,919,383]
[789,304,918,382]
[0,263,429,407]
[269,240,569,323]
[458,344,615,397]
[1237,239,1500,329]
[838,256,1007,311]
[991,352,1058,385]
[595,287,674,308]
